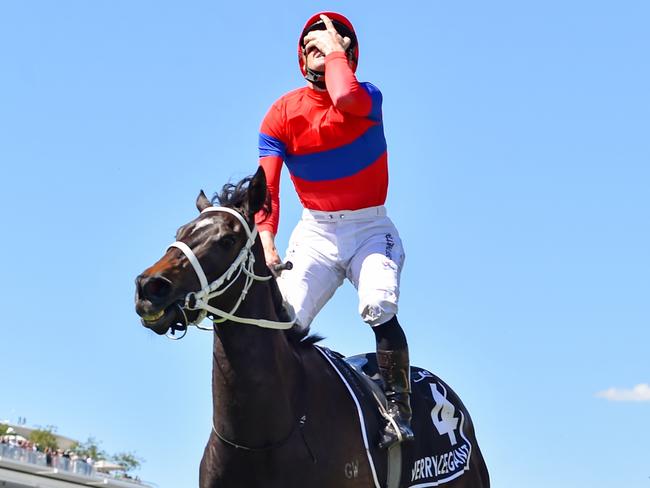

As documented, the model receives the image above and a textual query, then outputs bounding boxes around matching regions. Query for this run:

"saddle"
[316,346,475,488]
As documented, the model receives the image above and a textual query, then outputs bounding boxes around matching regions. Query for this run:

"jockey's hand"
[260,230,282,270]
[303,14,351,57]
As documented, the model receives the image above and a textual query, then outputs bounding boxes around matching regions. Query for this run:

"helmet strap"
[305,67,326,89]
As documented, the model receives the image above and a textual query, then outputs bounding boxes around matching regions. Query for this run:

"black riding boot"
[377,347,415,448]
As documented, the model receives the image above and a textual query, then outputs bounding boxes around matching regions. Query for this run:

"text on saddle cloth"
[317,347,476,488]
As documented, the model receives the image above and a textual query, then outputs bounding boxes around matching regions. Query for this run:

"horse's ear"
[245,167,267,216]
[196,190,212,212]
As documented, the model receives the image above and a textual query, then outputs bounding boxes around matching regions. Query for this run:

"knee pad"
[359,291,398,327]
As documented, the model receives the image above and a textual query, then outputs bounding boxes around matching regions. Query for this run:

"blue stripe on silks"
[285,123,386,182]
[259,132,286,158]
[361,82,383,122]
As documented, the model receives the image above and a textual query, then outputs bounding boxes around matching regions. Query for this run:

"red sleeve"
[255,102,286,235]
[324,51,372,116]
[255,155,282,234]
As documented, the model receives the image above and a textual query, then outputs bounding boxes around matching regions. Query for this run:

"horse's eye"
[219,235,237,248]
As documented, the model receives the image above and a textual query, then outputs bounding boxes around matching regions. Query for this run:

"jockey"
[255,11,414,449]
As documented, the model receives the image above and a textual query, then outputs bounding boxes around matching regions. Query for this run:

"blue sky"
[1,1,648,487]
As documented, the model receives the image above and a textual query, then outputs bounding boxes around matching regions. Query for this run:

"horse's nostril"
[141,275,173,302]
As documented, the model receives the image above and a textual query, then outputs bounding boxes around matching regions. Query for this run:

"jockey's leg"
[373,316,415,448]
[346,220,412,447]
[277,219,346,330]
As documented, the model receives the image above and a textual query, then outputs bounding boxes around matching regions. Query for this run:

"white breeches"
[277,205,405,330]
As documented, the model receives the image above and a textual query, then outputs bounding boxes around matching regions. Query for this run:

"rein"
[167,206,295,335]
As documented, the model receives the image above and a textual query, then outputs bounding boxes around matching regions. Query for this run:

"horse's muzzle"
[135,274,180,334]
[136,274,175,304]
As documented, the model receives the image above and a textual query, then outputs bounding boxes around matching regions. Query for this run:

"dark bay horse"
[134,167,489,488]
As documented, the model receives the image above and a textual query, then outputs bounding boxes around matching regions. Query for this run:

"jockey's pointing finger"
[320,14,336,32]
[319,15,351,51]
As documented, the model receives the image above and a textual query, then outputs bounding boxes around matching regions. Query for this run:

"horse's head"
[134,168,268,335]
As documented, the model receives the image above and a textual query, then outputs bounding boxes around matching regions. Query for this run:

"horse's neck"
[210,247,299,446]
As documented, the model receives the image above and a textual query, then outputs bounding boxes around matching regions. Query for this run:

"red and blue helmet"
[298,11,359,77]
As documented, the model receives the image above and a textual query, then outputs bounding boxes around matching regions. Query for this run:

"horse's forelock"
[210,175,271,218]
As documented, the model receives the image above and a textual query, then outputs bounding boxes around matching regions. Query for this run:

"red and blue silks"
[255,51,388,235]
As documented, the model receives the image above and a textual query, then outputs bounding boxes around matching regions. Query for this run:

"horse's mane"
[211,175,271,218]
[286,327,325,348]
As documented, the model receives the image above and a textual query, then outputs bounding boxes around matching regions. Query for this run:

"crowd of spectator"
[0,436,142,484]
[1,425,145,485]
[1,436,95,467]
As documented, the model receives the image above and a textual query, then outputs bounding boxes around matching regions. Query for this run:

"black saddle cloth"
[318,347,477,488]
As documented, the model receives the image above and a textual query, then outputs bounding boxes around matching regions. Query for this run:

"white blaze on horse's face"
[192,217,217,233]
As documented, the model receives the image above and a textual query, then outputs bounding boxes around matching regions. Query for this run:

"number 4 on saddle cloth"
[316,346,484,488]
